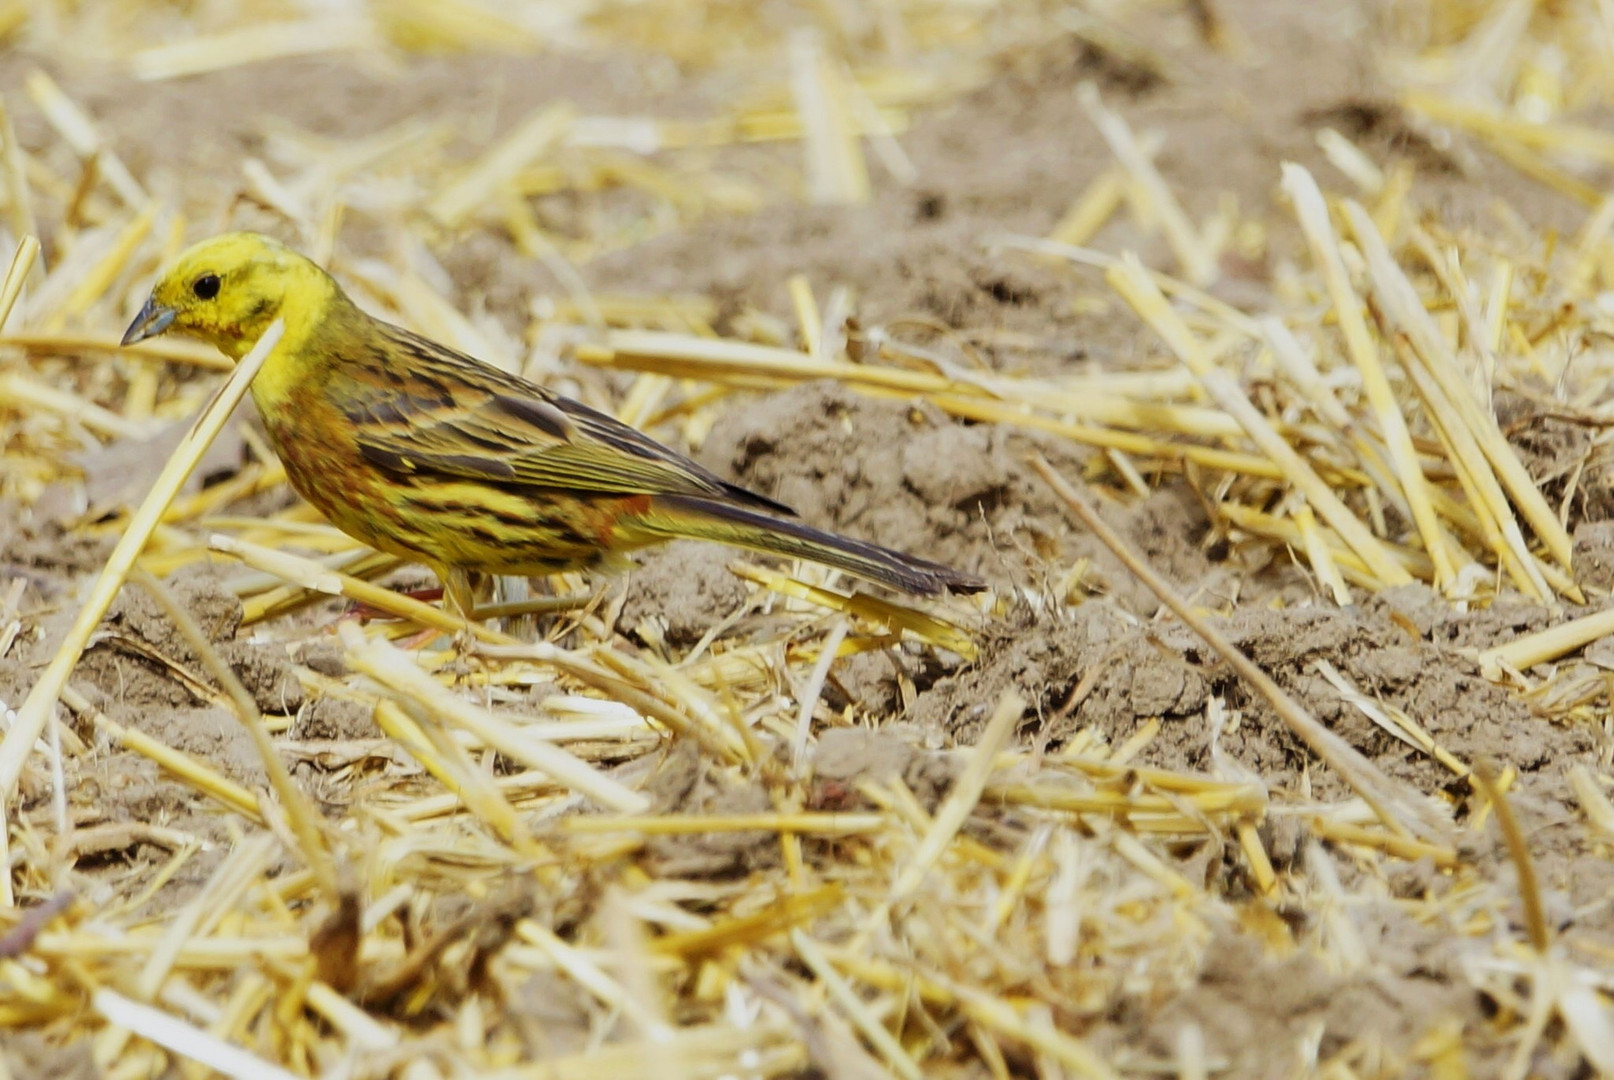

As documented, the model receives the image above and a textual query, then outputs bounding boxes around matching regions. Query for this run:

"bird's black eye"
[192,273,221,300]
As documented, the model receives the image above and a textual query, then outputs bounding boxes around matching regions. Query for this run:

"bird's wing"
[341,322,795,515]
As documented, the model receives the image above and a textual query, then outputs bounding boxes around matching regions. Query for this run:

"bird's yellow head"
[122,232,335,360]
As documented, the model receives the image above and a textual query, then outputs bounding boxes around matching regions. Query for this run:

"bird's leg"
[443,567,485,660]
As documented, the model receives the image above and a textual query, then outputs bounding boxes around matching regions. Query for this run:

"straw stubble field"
[2,0,1614,1077]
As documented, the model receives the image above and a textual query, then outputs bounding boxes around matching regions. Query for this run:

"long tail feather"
[640,494,985,596]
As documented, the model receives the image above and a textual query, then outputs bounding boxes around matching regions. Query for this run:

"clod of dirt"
[1,1030,97,1080]
[698,380,1260,614]
[919,596,1575,798]
[1116,482,1232,602]
[1365,582,1446,638]
[1495,388,1614,527]
[880,238,1071,335]
[916,603,1211,746]
[898,422,1008,508]
[297,697,376,742]
[1423,600,1553,653]
[641,741,776,877]
[1156,605,1568,792]
[697,380,1075,592]
[111,564,243,645]
[69,753,168,822]
[139,706,268,789]
[620,540,749,649]
[0,513,113,582]
[297,639,350,678]
[826,650,910,716]
[819,642,967,722]
[1126,918,1483,1078]
[1572,446,1614,528]
[219,640,306,715]
[1369,580,1551,655]
[87,564,305,717]
[698,381,1010,557]
[66,750,238,895]
[70,566,305,786]
[809,725,957,812]
[1574,521,1614,593]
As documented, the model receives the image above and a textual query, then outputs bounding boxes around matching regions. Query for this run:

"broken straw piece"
[24,70,147,208]
[1282,163,1455,589]
[428,101,576,228]
[1106,252,1411,587]
[790,32,870,206]
[1079,82,1216,287]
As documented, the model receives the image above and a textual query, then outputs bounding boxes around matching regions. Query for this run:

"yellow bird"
[123,233,984,616]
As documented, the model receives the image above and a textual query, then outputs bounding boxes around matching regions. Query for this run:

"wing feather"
[341,321,795,515]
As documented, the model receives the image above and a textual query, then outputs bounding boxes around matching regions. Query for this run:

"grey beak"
[121,297,176,346]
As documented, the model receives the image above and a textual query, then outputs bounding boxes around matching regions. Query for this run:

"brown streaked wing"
[341,319,796,515]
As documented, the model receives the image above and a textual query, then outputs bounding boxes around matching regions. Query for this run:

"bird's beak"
[121,297,176,346]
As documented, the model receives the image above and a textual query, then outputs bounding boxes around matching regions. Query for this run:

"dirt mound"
[697,381,1029,584]
[619,539,750,648]
[916,587,1580,798]
[79,564,304,723]
[1120,918,1486,1078]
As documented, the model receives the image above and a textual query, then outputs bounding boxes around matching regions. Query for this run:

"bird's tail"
[635,494,986,596]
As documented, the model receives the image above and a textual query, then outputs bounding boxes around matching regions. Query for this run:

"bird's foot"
[395,626,442,651]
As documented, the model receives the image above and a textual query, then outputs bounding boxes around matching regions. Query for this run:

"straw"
[1033,454,1447,841]
[340,622,650,814]
[4,7,1612,1073]
[93,989,301,1080]
[1473,759,1549,953]
[1282,165,1454,589]
[24,69,147,208]
[1105,253,1411,587]
[1479,607,1614,676]
[1078,83,1216,286]
[790,32,870,205]
[1343,199,1574,574]
[130,17,373,81]
[0,319,283,905]
[429,102,576,228]
[0,99,36,247]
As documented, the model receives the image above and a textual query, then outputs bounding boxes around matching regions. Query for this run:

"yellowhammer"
[122,233,984,617]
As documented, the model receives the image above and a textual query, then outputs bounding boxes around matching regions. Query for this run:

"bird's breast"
[255,386,400,543]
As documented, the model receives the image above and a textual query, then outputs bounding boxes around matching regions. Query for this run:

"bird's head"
[122,232,332,359]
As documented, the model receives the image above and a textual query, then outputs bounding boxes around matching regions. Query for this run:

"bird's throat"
[243,286,344,412]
